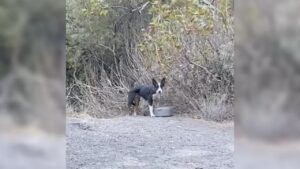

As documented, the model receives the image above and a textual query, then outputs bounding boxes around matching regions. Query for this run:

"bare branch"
[132,1,150,14]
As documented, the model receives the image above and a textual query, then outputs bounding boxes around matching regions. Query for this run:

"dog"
[128,78,166,117]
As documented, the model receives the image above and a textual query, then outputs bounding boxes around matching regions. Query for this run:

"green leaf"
[99,9,108,16]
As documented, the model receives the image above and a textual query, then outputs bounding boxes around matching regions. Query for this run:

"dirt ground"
[66,116,234,169]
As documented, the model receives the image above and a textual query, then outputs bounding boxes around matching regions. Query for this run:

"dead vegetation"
[66,0,234,121]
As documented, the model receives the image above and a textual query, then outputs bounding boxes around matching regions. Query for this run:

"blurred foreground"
[0,0,65,168]
[236,0,300,168]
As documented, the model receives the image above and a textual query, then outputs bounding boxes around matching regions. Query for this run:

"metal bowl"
[154,106,175,117]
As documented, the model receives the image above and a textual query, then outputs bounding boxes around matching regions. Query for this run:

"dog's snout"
[158,91,161,94]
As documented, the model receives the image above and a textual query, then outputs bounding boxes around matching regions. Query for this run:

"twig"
[183,54,212,75]
[97,44,115,56]
[183,54,221,82]
[132,1,150,14]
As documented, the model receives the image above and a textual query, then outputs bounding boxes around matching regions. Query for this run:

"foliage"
[66,0,234,121]
[66,0,149,86]
[140,0,215,72]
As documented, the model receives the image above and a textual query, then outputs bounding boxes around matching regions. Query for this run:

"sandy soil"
[66,116,233,169]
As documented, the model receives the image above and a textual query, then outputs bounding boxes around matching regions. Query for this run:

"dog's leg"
[149,105,155,117]
[133,95,140,116]
[129,106,133,116]
[148,97,155,117]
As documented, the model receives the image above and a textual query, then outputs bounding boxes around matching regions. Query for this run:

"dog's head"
[152,77,166,94]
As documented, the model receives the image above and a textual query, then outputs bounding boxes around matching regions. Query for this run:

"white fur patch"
[149,105,155,117]
[156,82,163,94]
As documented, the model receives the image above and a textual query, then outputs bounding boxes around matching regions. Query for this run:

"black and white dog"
[128,78,166,117]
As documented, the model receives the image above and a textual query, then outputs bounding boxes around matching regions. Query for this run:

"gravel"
[67,116,233,169]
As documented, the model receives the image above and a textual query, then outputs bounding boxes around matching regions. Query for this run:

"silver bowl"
[154,106,175,117]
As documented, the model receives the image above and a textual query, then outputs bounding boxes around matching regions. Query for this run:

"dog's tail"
[128,87,140,108]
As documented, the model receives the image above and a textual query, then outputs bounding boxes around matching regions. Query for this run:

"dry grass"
[67,31,234,121]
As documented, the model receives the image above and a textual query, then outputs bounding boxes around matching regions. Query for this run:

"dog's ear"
[152,78,158,88]
[161,77,166,88]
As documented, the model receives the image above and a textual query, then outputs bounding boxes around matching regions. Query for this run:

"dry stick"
[183,53,221,82]
[183,54,211,75]
[96,44,115,56]
[132,1,150,14]
[66,83,76,100]
[207,39,220,56]
[72,64,97,113]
